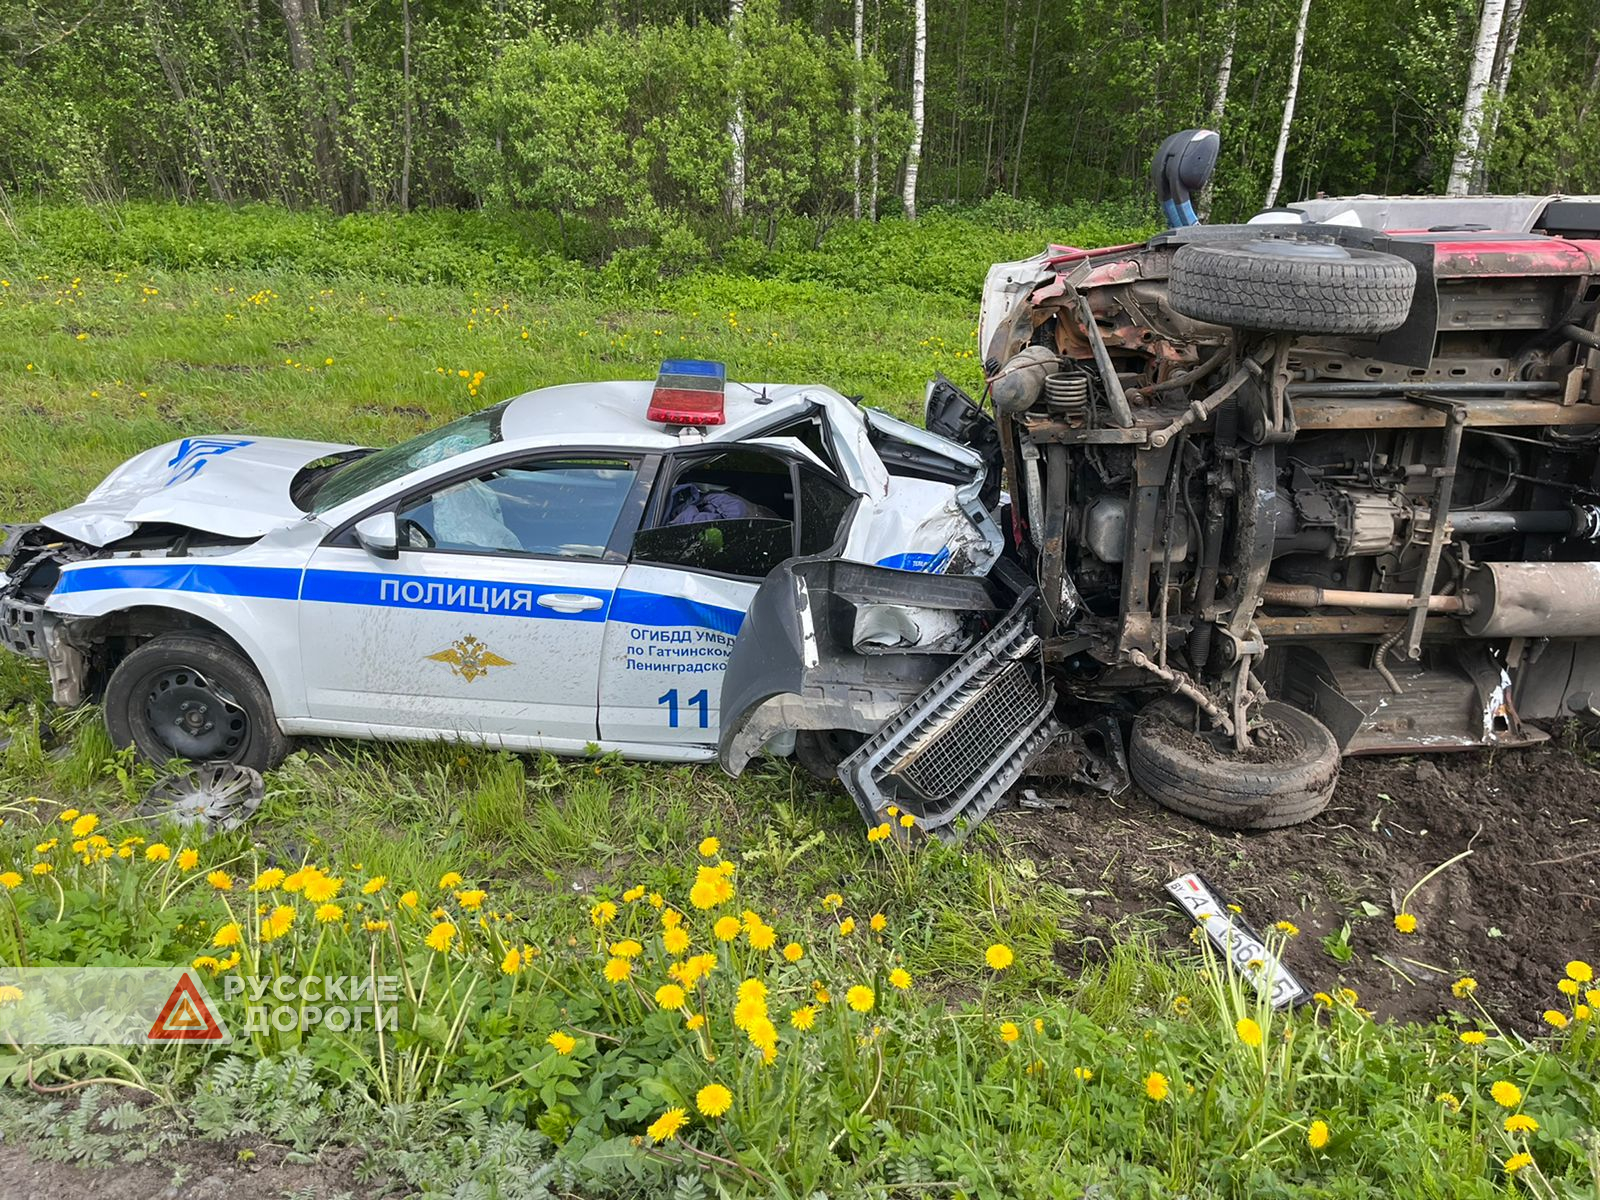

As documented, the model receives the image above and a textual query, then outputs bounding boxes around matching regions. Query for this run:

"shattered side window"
[309,405,504,513]
[632,519,794,579]
[797,466,855,555]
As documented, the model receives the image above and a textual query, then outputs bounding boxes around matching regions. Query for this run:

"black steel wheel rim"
[142,665,249,761]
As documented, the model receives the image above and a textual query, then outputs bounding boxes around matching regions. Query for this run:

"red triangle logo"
[147,973,226,1042]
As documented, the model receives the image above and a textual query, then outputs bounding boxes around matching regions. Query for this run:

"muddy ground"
[998,737,1599,1033]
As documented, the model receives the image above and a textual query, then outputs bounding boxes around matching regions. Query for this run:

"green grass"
[0,202,1596,1198]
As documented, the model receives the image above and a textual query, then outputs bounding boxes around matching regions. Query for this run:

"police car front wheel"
[104,633,290,773]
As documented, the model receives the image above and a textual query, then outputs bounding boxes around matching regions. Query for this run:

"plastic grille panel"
[892,661,1043,801]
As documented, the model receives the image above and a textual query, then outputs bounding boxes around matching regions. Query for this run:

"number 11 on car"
[658,688,710,729]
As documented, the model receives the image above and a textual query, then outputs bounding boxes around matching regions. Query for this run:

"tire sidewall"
[105,634,287,773]
[1129,697,1340,829]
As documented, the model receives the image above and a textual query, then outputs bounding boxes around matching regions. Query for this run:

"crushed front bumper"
[719,555,1022,777]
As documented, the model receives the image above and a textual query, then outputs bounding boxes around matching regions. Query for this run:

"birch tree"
[1446,0,1507,194]
[1263,0,1312,208]
[728,0,746,218]
[852,0,863,219]
[1197,0,1236,218]
[902,0,925,220]
[1473,0,1524,190]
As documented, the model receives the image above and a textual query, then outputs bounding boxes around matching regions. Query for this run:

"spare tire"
[1168,240,1416,335]
[1129,696,1339,830]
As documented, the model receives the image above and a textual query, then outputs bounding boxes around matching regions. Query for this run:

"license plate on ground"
[1165,872,1308,1009]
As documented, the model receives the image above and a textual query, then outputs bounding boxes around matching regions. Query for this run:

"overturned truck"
[721,181,1600,834]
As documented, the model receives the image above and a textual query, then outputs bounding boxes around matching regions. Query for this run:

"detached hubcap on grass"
[144,666,249,761]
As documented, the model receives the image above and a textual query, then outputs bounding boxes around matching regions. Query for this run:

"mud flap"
[838,600,1060,839]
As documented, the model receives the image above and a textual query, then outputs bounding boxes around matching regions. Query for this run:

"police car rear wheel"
[105,634,289,773]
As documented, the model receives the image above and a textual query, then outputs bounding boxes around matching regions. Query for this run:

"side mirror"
[1152,129,1219,227]
[353,511,399,559]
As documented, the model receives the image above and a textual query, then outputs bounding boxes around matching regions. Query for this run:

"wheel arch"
[59,600,298,716]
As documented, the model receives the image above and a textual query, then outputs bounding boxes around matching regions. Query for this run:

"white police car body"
[0,364,1002,771]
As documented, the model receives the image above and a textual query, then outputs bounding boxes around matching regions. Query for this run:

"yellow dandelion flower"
[822,893,842,910]
[215,924,244,953]
[986,943,1014,971]
[699,836,720,857]
[262,905,296,940]
[1490,1080,1522,1108]
[783,942,804,962]
[714,915,742,941]
[846,985,874,1013]
[1504,1114,1539,1134]
[1307,1120,1330,1150]
[1504,1152,1533,1174]
[655,983,686,1010]
[838,917,856,936]
[747,923,777,951]
[1460,1030,1487,1045]
[999,1021,1020,1043]
[899,813,915,829]
[426,922,456,952]
[889,968,912,990]
[1274,920,1300,937]
[647,1107,687,1142]
[1437,1092,1461,1111]
[610,938,643,958]
[206,870,233,891]
[70,813,99,838]
[696,1083,733,1118]
[303,873,341,903]
[0,872,20,889]
[1236,1017,1263,1047]
[1394,912,1417,934]
[439,871,463,889]
[31,863,52,876]
[547,1030,576,1055]
[623,885,645,902]
[603,957,631,983]
[1144,1071,1170,1101]
[663,926,690,955]
[57,808,79,823]
[501,947,521,975]
[1074,1067,1094,1081]
[870,913,887,933]
[315,902,343,924]
[685,1012,705,1030]
[1567,960,1594,984]
[591,900,618,927]
[399,890,419,910]
[144,843,171,862]
[362,876,386,895]
[789,1004,817,1031]
[1543,1009,1569,1028]
[1451,976,1477,998]
[177,848,199,870]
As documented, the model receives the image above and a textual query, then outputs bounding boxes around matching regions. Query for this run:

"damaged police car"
[0,362,1002,771]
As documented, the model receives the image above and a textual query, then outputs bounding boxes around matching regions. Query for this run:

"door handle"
[537,593,605,613]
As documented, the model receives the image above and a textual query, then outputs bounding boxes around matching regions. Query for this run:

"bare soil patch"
[999,740,1600,1032]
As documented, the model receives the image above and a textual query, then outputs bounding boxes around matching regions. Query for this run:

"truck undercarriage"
[722,194,1600,834]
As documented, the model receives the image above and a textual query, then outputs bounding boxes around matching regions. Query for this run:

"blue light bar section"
[658,358,726,381]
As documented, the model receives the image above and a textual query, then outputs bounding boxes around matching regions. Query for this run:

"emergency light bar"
[649,358,726,426]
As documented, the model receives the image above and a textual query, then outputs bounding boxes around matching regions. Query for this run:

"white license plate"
[1166,872,1307,1009]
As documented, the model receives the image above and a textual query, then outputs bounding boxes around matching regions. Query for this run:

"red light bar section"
[648,358,726,425]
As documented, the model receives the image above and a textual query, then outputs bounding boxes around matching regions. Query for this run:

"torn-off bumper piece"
[718,555,1019,778]
[838,600,1060,839]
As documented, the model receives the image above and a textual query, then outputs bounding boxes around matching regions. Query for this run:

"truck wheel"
[105,633,289,773]
[1129,696,1339,830]
[1168,240,1416,335]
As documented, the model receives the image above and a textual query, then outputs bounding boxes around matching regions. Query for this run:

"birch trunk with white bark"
[1473,0,1523,191]
[853,0,863,220]
[1197,0,1235,218]
[902,0,926,220]
[1446,0,1507,195]
[728,0,746,219]
[1264,0,1312,209]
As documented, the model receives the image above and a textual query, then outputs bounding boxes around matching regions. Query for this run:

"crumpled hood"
[43,435,359,546]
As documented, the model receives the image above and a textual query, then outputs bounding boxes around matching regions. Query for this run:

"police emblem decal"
[425,636,513,682]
